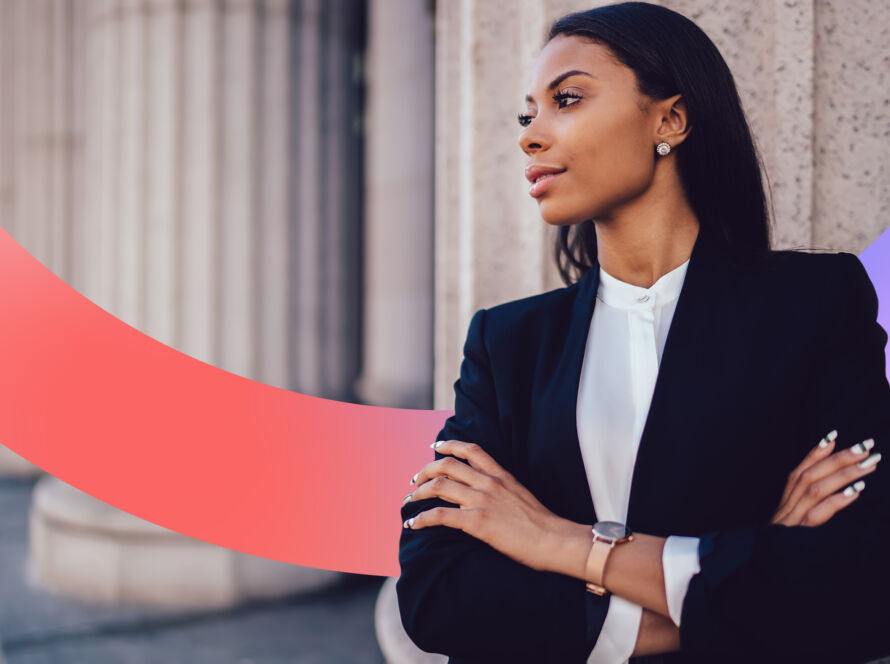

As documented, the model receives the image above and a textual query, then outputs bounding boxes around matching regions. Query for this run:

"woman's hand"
[771,429,881,527]
[402,439,582,573]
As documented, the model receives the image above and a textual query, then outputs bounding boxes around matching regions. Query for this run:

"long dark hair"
[547,2,774,284]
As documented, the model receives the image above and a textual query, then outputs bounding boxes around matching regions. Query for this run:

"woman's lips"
[528,170,565,198]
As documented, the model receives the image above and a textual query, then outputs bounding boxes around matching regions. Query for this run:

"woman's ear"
[654,93,692,148]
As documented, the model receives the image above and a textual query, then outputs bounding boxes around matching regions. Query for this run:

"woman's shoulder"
[732,248,877,330]
[740,247,864,292]
[746,246,853,270]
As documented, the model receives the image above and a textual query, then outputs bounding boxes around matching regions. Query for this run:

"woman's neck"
[593,188,700,289]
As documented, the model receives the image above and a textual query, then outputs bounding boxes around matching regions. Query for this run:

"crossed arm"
[404,426,876,658]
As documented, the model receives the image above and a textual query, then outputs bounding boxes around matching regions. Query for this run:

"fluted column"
[0,0,86,477]
[290,0,365,402]
[433,0,559,411]
[355,0,434,411]
[3,0,365,607]
[363,0,437,661]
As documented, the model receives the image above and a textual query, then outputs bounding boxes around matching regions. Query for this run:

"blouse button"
[636,294,650,303]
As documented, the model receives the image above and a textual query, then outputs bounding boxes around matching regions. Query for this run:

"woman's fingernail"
[431,441,444,449]
[402,518,415,529]
[410,473,419,485]
[819,430,839,447]
[843,480,867,497]
[844,480,865,498]
[403,492,414,503]
[858,452,881,469]
[850,438,875,455]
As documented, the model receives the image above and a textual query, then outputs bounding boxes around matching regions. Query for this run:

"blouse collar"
[596,257,690,311]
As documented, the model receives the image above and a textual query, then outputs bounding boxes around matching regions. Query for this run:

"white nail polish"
[850,438,875,454]
[828,430,838,441]
[858,453,882,469]
[844,481,866,497]
[820,430,839,448]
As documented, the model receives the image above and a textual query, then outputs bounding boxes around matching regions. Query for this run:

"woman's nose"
[519,120,550,155]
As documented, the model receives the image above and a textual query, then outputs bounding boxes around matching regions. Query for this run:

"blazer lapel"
[625,227,736,534]
[531,260,601,527]
[531,226,735,533]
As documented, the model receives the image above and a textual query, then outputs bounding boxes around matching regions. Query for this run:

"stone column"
[810,0,890,252]
[433,0,559,412]
[4,0,366,608]
[0,0,86,478]
[362,0,437,660]
[0,447,40,478]
[289,0,365,402]
[354,0,434,411]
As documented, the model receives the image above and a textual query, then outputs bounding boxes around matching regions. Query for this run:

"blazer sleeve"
[678,252,890,662]
[396,308,608,663]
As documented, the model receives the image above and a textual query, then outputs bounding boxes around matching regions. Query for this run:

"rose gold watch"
[584,520,634,596]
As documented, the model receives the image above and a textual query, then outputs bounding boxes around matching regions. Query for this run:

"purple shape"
[859,225,890,383]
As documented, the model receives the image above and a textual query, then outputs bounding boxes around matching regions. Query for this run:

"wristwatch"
[584,520,634,596]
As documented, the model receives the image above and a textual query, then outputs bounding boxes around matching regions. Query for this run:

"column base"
[28,476,340,608]
[374,576,447,664]
[0,445,41,478]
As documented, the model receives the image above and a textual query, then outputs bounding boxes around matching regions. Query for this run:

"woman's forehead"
[526,36,629,101]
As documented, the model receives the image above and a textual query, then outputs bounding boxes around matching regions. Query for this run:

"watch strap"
[584,535,613,595]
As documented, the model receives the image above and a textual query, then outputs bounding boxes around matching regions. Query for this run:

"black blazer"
[397,227,890,664]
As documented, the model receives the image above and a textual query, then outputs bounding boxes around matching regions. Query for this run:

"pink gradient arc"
[0,228,448,578]
[0,225,887,577]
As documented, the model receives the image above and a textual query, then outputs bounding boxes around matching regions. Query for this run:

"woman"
[397,3,890,663]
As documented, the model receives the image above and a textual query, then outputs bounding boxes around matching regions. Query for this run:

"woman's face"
[519,34,660,226]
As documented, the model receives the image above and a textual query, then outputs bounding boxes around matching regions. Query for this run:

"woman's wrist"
[545,521,673,620]
[543,519,594,579]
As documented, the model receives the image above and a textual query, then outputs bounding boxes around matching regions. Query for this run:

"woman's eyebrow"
[525,70,594,103]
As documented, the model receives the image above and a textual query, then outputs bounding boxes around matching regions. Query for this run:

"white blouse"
[577,257,702,664]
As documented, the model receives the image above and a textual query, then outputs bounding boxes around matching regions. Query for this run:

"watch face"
[594,521,632,540]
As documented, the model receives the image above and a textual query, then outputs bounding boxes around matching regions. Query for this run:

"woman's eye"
[553,90,582,109]
[517,91,582,127]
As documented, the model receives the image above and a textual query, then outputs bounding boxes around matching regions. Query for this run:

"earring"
[656,141,671,156]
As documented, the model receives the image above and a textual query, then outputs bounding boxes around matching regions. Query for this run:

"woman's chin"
[538,204,590,227]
